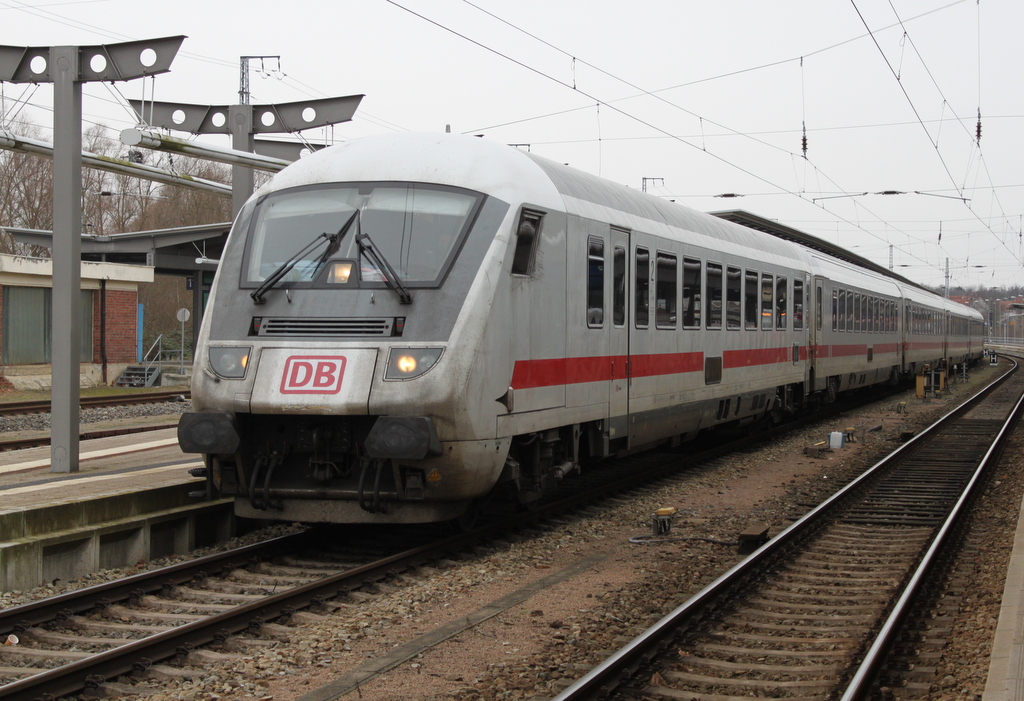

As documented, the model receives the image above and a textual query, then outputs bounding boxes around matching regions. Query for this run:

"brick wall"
[94,288,138,364]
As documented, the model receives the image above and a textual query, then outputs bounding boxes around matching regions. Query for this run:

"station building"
[0,253,152,390]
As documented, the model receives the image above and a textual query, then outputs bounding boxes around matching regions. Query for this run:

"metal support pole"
[50,45,82,473]
[229,104,254,218]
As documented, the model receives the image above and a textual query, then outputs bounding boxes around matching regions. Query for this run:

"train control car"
[177,132,984,525]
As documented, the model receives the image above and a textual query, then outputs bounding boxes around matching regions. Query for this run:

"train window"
[837,289,846,332]
[872,298,879,333]
[706,263,723,329]
[794,279,804,330]
[832,289,838,331]
[817,286,824,331]
[682,258,701,328]
[853,292,862,332]
[242,183,481,288]
[635,247,650,328]
[775,276,787,330]
[761,273,773,330]
[587,237,604,328]
[745,270,759,330]
[726,267,742,330]
[656,252,677,329]
[612,246,626,327]
[511,210,543,276]
[846,291,854,332]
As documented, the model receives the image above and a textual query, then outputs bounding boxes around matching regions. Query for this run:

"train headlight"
[209,346,251,379]
[385,348,443,380]
[326,261,354,284]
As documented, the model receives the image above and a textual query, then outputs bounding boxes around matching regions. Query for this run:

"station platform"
[0,426,202,510]
[0,425,233,592]
[985,488,1024,700]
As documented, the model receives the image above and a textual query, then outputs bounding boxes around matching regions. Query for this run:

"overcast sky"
[3,0,1023,291]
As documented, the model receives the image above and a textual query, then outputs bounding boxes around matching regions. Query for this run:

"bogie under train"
[178,133,984,524]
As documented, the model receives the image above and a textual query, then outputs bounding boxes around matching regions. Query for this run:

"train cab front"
[176,169,512,524]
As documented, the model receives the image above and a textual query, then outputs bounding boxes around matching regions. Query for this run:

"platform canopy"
[3,221,230,344]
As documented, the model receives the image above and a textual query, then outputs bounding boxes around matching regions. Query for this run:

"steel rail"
[840,362,1024,701]
[0,390,190,417]
[551,359,1019,701]
[0,377,986,700]
[0,531,310,640]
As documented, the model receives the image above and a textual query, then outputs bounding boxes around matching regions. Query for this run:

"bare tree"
[0,119,54,256]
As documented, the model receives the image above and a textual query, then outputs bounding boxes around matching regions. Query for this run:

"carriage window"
[587,237,604,328]
[761,273,773,330]
[838,289,846,332]
[706,263,723,329]
[793,279,804,330]
[656,252,677,329]
[511,210,543,275]
[745,271,759,330]
[817,285,823,331]
[635,247,649,328]
[872,298,879,333]
[832,289,838,331]
[853,292,862,332]
[846,291,854,332]
[682,258,701,328]
[613,246,626,327]
[726,267,742,330]
[775,276,787,330]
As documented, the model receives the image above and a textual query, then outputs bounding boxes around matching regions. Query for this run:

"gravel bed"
[0,400,192,435]
[0,366,1016,701]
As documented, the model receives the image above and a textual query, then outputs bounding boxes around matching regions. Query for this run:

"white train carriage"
[807,255,904,399]
[178,132,984,525]
[899,284,957,375]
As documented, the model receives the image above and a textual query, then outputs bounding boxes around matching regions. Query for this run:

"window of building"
[2,287,93,364]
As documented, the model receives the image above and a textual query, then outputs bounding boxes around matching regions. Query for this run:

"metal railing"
[986,337,1024,348]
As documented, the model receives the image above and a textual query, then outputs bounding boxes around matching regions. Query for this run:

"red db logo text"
[280,356,346,394]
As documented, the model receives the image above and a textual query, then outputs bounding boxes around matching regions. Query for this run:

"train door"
[810,275,825,392]
[609,228,630,427]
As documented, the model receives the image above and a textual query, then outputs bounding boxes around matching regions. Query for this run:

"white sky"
[3,0,1023,291]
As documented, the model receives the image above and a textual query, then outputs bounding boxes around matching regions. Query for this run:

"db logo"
[280,356,346,394]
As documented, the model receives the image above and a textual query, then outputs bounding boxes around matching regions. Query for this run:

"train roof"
[261,133,978,320]
[711,210,931,293]
[523,151,806,269]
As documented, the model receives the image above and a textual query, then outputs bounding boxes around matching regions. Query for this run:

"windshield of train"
[243,183,479,286]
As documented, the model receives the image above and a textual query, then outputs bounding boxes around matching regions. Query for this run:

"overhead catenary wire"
[387,0,952,275]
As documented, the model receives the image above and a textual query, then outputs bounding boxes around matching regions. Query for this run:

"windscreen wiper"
[355,232,413,305]
[250,210,359,305]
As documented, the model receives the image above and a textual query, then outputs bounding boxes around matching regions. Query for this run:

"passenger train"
[177,133,985,524]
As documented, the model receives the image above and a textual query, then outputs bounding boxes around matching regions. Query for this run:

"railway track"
[0,423,180,452]
[0,371,1007,700]
[0,390,190,418]
[553,360,1024,701]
